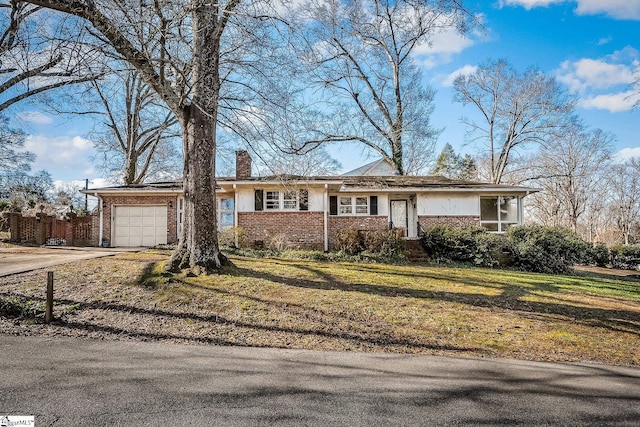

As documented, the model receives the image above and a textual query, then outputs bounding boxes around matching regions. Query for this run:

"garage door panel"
[142,226,156,236]
[113,205,168,247]
[142,206,156,216]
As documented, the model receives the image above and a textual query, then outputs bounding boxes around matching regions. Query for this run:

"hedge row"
[421,225,595,274]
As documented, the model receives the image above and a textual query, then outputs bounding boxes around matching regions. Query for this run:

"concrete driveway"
[0,246,141,277]
[0,336,639,426]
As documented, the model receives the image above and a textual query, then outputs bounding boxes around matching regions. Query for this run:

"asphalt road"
[0,336,639,426]
[0,247,139,277]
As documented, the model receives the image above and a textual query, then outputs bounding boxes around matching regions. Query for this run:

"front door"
[390,200,408,237]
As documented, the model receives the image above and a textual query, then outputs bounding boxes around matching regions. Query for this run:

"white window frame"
[264,190,300,211]
[283,190,298,210]
[265,190,280,210]
[218,198,235,230]
[338,196,369,216]
[480,196,520,233]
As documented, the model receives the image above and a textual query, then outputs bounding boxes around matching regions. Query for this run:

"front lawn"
[1,249,639,366]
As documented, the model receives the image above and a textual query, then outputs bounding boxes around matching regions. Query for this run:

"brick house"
[82,151,536,249]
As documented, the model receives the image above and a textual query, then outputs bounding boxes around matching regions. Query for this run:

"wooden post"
[45,271,54,323]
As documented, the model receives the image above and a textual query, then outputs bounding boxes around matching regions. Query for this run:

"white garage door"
[113,206,168,247]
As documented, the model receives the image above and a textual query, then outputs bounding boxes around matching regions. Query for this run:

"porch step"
[405,239,430,263]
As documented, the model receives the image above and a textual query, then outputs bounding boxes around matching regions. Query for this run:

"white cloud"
[54,177,113,191]
[414,28,478,69]
[598,36,612,46]
[442,65,478,87]
[574,0,640,20]
[16,111,53,125]
[578,90,640,112]
[24,134,94,173]
[555,47,640,112]
[499,0,563,10]
[614,147,640,163]
[499,0,640,20]
[556,58,636,92]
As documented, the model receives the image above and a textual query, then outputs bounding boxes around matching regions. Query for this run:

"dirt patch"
[574,265,640,281]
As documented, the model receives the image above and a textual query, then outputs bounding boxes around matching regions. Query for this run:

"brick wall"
[418,215,480,230]
[9,212,98,246]
[101,195,179,246]
[238,211,324,250]
[327,215,388,250]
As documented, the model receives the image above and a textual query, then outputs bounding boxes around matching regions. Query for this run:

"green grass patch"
[3,249,638,366]
[137,254,640,365]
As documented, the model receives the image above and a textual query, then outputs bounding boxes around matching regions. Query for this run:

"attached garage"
[113,206,168,247]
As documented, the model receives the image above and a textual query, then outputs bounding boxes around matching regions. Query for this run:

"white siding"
[418,194,479,216]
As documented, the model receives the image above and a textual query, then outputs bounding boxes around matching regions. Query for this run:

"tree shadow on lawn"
[350,262,640,301]
[0,286,480,354]
[227,263,640,337]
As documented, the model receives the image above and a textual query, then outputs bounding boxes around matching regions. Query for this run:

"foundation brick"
[238,211,324,250]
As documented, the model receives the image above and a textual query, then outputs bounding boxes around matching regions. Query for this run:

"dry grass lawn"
[1,248,639,366]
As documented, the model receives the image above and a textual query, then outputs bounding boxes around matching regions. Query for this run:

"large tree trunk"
[169,105,227,273]
[167,0,235,274]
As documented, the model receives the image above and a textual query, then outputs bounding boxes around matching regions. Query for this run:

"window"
[218,198,234,230]
[339,197,352,214]
[283,191,297,210]
[336,196,369,215]
[355,197,368,214]
[480,196,519,232]
[257,189,307,211]
[266,191,280,210]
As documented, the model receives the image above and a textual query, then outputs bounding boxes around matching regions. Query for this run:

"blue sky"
[13,0,640,185]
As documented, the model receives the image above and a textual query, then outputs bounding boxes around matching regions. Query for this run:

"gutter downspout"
[233,184,239,247]
[324,184,328,252]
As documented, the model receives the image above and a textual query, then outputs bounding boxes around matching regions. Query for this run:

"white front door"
[390,200,408,237]
[113,206,168,247]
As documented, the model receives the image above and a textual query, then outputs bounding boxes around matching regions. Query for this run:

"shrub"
[589,243,610,267]
[609,245,640,270]
[218,227,247,248]
[362,229,406,258]
[335,228,406,258]
[506,226,590,274]
[335,228,362,255]
[421,225,504,267]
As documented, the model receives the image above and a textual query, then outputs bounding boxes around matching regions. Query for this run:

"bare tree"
[608,158,640,245]
[453,59,575,184]
[21,0,294,273]
[88,71,181,185]
[0,113,32,172]
[0,0,99,112]
[286,0,474,175]
[527,121,613,234]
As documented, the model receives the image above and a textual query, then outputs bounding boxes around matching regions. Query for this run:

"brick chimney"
[236,150,252,179]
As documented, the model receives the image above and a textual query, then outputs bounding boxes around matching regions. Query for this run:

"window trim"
[265,190,280,210]
[336,195,370,216]
[259,189,306,211]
